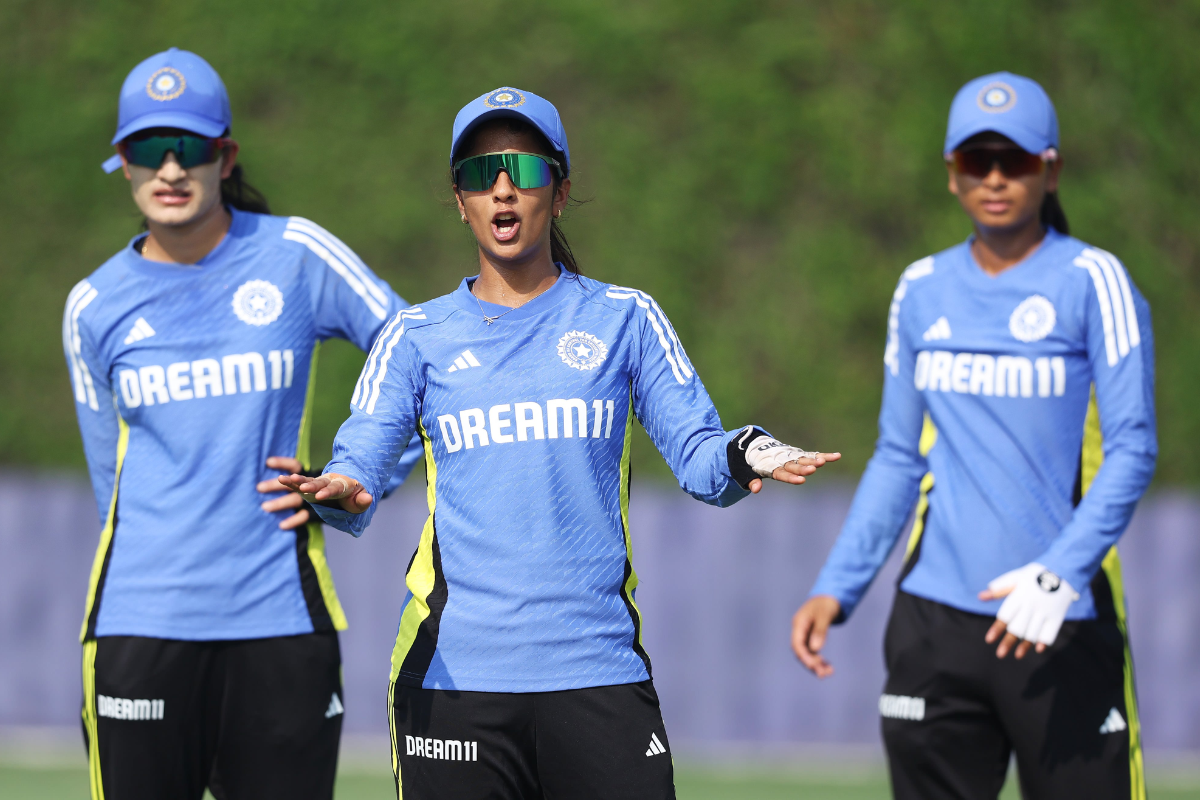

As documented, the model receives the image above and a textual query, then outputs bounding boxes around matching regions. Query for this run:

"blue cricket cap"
[944,72,1058,156]
[450,87,570,174]
[101,48,231,173]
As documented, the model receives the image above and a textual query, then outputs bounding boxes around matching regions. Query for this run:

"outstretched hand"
[277,472,374,515]
[748,452,841,494]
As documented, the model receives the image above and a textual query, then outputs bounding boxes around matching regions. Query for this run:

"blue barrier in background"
[1,473,1197,753]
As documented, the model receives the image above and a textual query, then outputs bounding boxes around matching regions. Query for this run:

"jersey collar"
[959,227,1067,285]
[452,264,572,323]
[122,206,249,277]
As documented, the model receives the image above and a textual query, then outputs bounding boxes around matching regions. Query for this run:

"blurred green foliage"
[2,0,1198,483]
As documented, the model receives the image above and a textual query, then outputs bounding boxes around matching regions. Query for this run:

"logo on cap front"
[146,67,186,102]
[484,88,525,109]
[977,81,1017,113]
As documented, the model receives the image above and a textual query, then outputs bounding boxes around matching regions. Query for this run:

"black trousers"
[389,679,676,799]
[881,591,1144,800]
[81,632,343,800]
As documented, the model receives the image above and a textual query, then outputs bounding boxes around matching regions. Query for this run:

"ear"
[945,160,959,196]
[121,153,132,181]
[219,140,241,180]
[553,177,571,216]
[453,187,467,218]
[1044,156,1063,194]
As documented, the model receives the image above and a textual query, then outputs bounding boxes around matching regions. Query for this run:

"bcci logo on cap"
[232,279,284,327]
[484,88,525,109]
[146,67,187,102]
[557,330,607,371]
[977,81,1017,113]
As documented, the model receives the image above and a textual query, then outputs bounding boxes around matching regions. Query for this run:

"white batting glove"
[739,428,820,478]
[988,562,1079,646]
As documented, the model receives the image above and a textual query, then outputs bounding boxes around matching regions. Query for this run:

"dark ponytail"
[221,163,271,215]
[1040,191,1069,235]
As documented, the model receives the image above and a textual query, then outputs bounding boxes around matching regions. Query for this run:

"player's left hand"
[258,456,311,531]
[979,562,1079,659]
[744,434,841,494]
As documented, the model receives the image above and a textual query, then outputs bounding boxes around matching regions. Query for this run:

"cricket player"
[66,47,420,799]
[792,73,1156,799]
[280,86,840,799]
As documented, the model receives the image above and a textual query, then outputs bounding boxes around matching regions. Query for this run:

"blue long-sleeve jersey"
[313,271,752,692]
[811,230,1156,621]
[65,209,421,641]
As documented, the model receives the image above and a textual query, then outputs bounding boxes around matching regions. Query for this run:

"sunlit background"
[3,2,1199,797]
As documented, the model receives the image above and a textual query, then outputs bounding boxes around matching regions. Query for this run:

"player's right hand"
[791,595,841,679]
[277,472,373,515]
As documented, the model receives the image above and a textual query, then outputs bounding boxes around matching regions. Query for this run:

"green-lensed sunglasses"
[453,152,563,192]
[120,133,227,170]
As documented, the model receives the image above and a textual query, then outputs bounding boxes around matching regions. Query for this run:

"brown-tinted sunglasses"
[950,146,1057,179]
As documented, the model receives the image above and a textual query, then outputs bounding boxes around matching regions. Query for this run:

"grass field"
[2,763,1198,799]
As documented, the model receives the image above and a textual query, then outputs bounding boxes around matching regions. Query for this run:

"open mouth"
[154,187,192,207]
[491,211,520,242]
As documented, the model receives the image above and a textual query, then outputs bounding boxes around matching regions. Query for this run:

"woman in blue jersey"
[279,86,840,799]
[791,73,1156,799]
[66,48,420,800]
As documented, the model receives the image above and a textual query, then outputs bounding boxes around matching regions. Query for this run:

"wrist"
[727,426,771,489]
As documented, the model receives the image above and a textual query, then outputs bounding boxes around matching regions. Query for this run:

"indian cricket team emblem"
[484,88,526,109]
[557,330,607,371]
[232,280,284,327]
[146,67,187,102]
[1009,295,1056,342]
[977,81,1017,113]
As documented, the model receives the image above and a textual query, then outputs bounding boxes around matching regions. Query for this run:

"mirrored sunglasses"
[453,152,563,192]
[120,134,226,170]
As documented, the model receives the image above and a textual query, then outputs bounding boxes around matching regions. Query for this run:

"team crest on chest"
[1009,295,1056,342]
[232,279,284,327]
[557,330,607,371]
